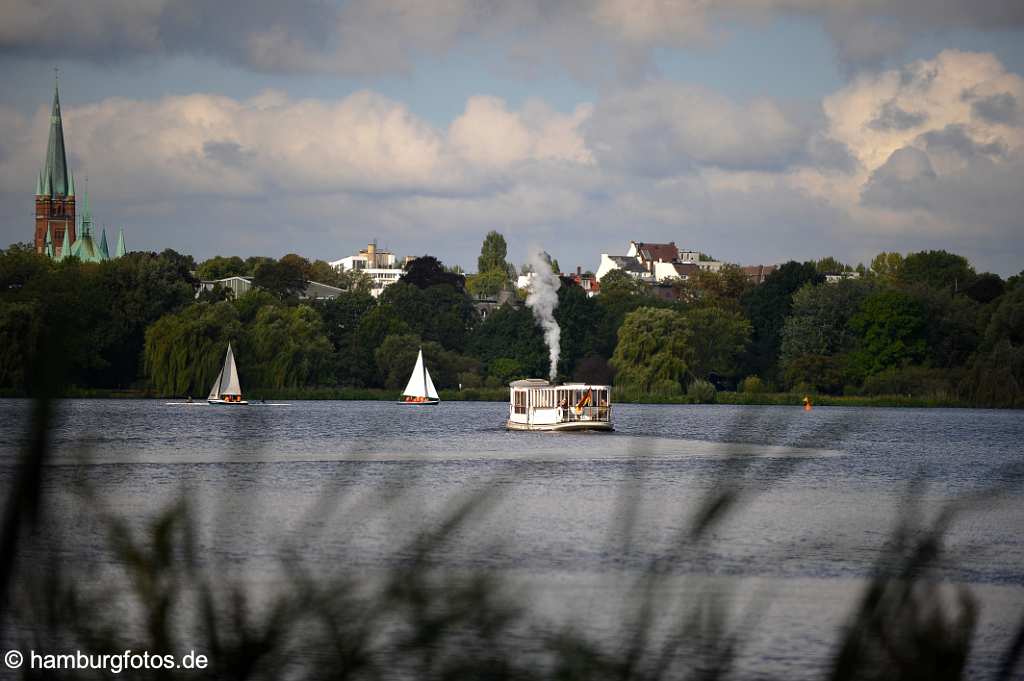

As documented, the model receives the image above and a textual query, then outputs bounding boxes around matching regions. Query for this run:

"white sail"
[208,368,223,400]
[218,343,242,396]
[402,349,428,398]
[424,364,439,400]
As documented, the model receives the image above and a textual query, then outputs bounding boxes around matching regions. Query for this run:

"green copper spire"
[36,171,43,196]
[115,228,126,258]
[42,76,70,197]
[79,185,91,234]
[99,227,110,260]
[67,172,75,197]
[42,171,51,196]
[59,225,72,260]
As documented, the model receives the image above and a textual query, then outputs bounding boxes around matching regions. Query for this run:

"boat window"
[513,389,527,414]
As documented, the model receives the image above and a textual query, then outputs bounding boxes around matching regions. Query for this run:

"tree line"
[0,235,1021,406]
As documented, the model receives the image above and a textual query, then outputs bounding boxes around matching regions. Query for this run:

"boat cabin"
[507,379,613,431]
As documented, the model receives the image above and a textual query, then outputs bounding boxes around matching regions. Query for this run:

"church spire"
[42,73,70,197]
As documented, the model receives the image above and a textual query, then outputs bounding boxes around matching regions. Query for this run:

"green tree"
[610,307,692,396]
[555,279,605,378]
[375,334,479,390]
[401,256,465,290]
[306,259,345,287]
[468,305,547,379]
[0,301,41,390]
[144,302,242,396]
[335,268,374,294]
[466,270,509,298]
[380,281,477,352]
[674,264,751,308]
[780,279,874,365]
[815,256,850,274]
[375,333,424,389]
[244,256,275,275]
[870,252,904,280]
[599,269,647,299]
[488,357,524,385]
[684,306,751,383]
[196,255,247,280]
[964,272,1005,304]
[898,250,975,292]
[253,259,307,299]
[312,291,377,384]
[477,231,511,277]
[351,306,413,387]
[740,261,823,378]
[90,251,198,386]
[960,286,1024,406]
[847,289,928,379]
[232,289,279,324]
[784,354,846,394]
[244,305,333,388]
[0,243,53,291]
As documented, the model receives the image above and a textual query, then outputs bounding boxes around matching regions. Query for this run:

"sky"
[2,1,1023,276]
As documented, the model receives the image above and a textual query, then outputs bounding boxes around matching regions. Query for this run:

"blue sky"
[2,1,1023,274]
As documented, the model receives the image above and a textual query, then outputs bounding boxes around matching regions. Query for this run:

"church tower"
[33,78,76,257]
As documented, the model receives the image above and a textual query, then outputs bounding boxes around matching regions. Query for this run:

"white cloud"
[585,83,809,174]
[3,0,1022,76]
[2,49,1023,274]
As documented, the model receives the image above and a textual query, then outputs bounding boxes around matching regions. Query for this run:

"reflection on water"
[1,399,1022,678]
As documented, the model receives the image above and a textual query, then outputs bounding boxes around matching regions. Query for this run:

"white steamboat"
[506,379,613,432]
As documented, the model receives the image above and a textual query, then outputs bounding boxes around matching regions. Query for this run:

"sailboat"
[398,348,440,405]
[208,343,248,405]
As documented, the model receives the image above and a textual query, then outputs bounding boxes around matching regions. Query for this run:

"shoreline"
[0,387,1001,409]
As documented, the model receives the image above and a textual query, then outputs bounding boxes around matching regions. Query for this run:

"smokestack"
[526,249,561,381]
[367,241,376,268]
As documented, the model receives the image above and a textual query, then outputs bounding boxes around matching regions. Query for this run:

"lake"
[1,399,1022,678]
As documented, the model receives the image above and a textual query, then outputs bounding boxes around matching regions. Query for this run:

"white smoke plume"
[525,249,561,381]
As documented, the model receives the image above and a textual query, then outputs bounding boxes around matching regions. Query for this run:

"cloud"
[0,89,593,205]
[584,83,813,175]
[969,92,1021,126]
[868,100,928,131]
[3,0,1023,77]
[2,49,1023,275]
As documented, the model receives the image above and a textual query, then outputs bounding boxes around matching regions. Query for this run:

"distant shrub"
[861,366,956,398]
[650,378,683,396]
[783,354,846,394]
[791,381,815,396]
[687,378,717,403]
[740,375,766,394]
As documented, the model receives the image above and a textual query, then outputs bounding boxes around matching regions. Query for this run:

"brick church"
[33,79,125,262]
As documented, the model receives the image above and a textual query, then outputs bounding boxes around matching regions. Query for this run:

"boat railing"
[558,404,611,423]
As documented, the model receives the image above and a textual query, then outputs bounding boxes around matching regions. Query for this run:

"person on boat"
[803,395,813,411]
[558,398,568,421]
[186,395,193,404]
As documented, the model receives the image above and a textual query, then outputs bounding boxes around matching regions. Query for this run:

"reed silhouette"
[1,394,1022,680]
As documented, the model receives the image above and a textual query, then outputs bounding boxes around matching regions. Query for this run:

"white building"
[329,242,409,298]
[597,241,721,284]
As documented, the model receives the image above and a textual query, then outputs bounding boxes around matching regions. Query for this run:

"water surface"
[1,399,1021,677]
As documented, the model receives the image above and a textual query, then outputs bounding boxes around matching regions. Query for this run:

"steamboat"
[506,379,613,432]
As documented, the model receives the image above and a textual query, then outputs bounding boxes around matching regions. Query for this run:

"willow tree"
[610,307,693,397]
[245,304,334,388]
[144,302,242,396]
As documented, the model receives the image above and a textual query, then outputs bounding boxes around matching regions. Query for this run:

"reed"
[1,397,1022,680]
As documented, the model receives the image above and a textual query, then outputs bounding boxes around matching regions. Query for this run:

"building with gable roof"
[32,77,127,263]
